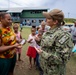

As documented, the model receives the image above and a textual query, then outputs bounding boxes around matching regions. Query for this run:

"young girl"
[13,23,23,61]
[27,27,37,69]
[34,29,43,69]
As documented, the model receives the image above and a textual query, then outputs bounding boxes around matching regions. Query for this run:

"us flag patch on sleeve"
[58,35,69,44]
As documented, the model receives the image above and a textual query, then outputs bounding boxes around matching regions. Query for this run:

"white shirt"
[27,34,36,47]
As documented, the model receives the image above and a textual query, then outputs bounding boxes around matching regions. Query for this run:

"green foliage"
[64,18,76,23]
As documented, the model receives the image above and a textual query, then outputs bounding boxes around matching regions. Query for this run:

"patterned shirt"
[0,27,16,58]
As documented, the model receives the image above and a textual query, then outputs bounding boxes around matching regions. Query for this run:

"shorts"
[0,54,16,75]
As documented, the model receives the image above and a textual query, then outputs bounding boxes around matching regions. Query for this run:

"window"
[30,11,42,14]
[39,20,43,23]
[32,20,36,23]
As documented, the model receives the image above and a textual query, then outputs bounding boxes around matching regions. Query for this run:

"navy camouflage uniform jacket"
[39,27,74,75]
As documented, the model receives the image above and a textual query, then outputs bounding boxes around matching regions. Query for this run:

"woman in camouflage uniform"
[36,9,74,75]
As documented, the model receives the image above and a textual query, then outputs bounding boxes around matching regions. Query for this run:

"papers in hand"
[20,39,26,45]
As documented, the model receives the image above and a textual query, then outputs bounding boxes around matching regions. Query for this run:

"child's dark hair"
[32,25,36,28]
[31,25,36,31]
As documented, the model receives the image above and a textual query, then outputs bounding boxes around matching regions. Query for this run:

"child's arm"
[27,34,33,43]
[20,33,22,39]
[27,39,33,43]
[34,46,42,54]
[35,35,41,46]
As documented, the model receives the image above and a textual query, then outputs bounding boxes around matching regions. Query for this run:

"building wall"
[21,18,45,26]
[21,10,47,18]
[10,9,47,25]
[11,13,20,23]
[20,10,47,26]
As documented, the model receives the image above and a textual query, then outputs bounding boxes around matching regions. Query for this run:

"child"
[34,29,43,69]
[27,27,37,69]
[39,21,46,34]
[13,23,22,61]
[34,29,43,75]
[36,26,40,34]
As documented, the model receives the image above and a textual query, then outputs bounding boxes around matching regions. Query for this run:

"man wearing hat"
[36,9,74,75]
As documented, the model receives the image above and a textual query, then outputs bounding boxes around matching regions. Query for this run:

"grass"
[14,27,76,75]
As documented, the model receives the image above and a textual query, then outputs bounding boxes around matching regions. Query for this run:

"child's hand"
[37,49,43,54]
[34,46,43,54]
[38,33,42,38]
[35,36,40,41]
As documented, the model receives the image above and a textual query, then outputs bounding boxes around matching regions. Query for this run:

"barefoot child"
[13,23,23,61]
[27,27,37,69]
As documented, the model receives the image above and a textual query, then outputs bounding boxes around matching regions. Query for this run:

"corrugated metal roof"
[0,7,49,13]
[23,7,49,10]
[0,8,8,11]
[7,8,23,13]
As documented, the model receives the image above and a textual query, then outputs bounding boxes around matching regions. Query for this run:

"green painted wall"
[21,10,47,18]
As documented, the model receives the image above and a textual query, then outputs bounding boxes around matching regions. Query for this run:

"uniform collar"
[47,26,61,33]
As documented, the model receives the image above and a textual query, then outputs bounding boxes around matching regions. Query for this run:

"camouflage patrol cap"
[43,9,64,19]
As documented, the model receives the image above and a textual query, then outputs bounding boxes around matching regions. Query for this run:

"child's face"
[13,25,18,32]
[31,28,36,35]
[41,24,45,29]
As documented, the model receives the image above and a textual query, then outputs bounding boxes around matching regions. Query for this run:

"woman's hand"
[13,43,22,48]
